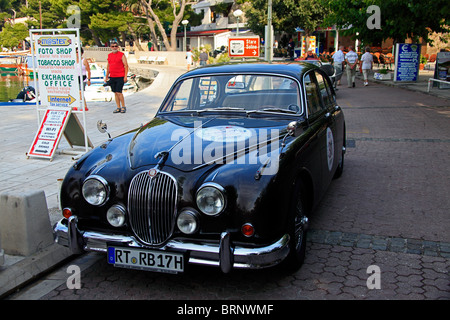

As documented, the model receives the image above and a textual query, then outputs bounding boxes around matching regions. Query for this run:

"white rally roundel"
[196,126,252,143]
[326,127,334,171]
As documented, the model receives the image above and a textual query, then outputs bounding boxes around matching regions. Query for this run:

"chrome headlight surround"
[82,175,109,206]
[106,204,126,227]
[196,182,226,216]
[177,209,200,234]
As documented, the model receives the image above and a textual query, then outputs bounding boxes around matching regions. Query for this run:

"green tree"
[321,0,450,46]
[0,22,29,49]
[239,0,328,37]
[140,0,199,51]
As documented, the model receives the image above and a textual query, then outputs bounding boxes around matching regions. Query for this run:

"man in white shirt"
[360,47,374,86]
[345,46,359,88]
[332,45,345,86]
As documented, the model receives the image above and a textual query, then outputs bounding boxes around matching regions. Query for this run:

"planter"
[374,72,392,80]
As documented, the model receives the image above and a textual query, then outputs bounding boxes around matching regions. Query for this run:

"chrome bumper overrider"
[53,216,290,273]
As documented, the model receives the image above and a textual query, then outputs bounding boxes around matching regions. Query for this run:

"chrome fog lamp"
[82,175,109,206]
[177,209,199,234]
[107,204,126,227]
[196,183,226,216]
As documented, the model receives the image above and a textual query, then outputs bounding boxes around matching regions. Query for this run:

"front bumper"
[54,216,290,273]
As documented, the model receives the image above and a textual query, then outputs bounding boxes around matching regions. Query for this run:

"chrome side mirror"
[97,120,111,139]
[287,121,298,136]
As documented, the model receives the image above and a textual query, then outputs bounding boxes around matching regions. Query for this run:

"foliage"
[420,55,427,64]
[0,22,28,49]
[140,0,200,51]
[237,0,328,37]
[321,0,450,46]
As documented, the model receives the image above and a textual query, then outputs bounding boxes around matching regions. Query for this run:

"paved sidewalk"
[357,67,450,100]
[0,64,186,298]
[1,62,448,299]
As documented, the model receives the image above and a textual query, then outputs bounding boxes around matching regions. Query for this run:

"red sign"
[27,108,71,160]
[228,36,260,58]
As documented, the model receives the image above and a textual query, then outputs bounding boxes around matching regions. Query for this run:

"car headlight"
[82,175,109,206]
[107,204,126,227]
[196,183,226,216]
[177,209,199,234]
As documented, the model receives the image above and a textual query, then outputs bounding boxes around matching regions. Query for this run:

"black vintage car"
[54,62,345,274]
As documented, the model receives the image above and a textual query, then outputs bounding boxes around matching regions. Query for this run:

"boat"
[17,55,37,77]
[0,50,31,74]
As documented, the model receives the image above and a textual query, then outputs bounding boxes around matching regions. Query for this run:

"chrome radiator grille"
[128,170,177,245]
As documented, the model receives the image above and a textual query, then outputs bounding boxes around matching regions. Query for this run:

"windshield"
[159,74,303,115]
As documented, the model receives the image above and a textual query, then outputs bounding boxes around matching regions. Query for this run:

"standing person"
[288,38,295,59]
[360,47,374,86]
[186,47,193,71]
[332,45,345,86]
[305,49,317,60]
[198,48,208,66]
[345,45,359,88]
[104,42,129,113]
[76,47,91,111]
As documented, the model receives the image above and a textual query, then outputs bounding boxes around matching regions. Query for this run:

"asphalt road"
[6,72,449,303]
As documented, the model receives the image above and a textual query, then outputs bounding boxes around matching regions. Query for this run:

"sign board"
[433,52,450,89]
[35,34,80,108]
[28,29,91,160]
[228,36,260,58]
[394,43,421,82]
[27,108,93,160]
[64,113,93,148]
[27,108,71,160]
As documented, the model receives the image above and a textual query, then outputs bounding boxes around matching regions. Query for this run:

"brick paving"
[4,65,450,301]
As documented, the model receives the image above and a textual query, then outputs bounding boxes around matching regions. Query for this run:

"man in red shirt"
[104,42,129,113]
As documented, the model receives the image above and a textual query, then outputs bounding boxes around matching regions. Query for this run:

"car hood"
[128,115,292,172]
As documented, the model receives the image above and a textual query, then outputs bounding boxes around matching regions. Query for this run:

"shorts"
[109,77,125,93]
[78,75,87,91]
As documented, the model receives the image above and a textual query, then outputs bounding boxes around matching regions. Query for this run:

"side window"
[304,72,322,116]
[315,71,335,108]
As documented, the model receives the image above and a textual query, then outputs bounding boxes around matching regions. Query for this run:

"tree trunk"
[127,25,144,51]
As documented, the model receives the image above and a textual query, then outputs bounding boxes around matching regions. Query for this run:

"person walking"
[360,47,374,86]
[76,47,91,111]
[186,47,193,71]
[332,45,345,86]
[345,45,359,88]
[104,42,129,113]
[199,48,208,66]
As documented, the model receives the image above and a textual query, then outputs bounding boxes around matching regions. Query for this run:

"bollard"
[0,190,54,256]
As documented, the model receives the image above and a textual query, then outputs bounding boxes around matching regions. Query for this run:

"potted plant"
[419,55,427,70]
[374,68,391,80]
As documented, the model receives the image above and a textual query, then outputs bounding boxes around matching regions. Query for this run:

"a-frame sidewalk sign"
[26,28,92,161]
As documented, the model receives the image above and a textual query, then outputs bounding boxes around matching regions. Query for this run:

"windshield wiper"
[250,107,298,114]
[197,107,246,112]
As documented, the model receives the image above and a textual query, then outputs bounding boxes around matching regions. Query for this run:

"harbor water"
[0,73,35,102]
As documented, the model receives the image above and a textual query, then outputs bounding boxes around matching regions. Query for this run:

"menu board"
[27,108,71,160]
[433,52,450,89]
[394,43,421,82]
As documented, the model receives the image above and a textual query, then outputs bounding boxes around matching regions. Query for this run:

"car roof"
[179,61,318,81]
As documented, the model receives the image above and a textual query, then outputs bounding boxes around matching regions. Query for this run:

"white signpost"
[27,28,91,161]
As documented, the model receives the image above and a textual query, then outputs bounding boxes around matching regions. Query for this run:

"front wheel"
[283,182,309,271]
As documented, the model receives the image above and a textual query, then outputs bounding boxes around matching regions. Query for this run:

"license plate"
[107,246,184,273]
